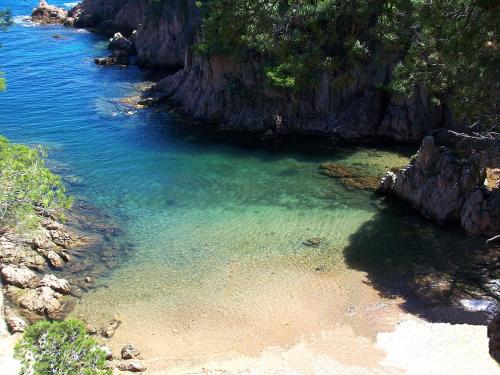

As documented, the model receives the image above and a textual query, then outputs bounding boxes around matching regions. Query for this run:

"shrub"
[14,320,111,375]
[0,136,73,229]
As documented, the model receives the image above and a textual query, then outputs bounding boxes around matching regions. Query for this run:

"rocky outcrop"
[69,0,146,34]
[95,50,129,66]
[0,204,130,326]
[379,132,500,236]
[31,1,68,24]
[108,32,134,54]
[152,50,444,142]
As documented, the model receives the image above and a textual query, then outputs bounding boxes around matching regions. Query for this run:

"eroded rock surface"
[379,133,500,236]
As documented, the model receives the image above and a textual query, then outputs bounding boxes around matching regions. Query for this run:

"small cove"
[0,2,496,373]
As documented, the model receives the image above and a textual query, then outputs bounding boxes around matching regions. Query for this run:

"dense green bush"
[0,136,73,229]
[195,0,499,129]
[14,320,111,375]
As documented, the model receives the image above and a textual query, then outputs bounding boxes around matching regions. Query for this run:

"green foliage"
[0,136,73,229]
[14,320,111,375]
[196,0,499,127]
[389,0,499,130]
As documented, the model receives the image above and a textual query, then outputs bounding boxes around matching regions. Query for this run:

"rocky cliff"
[379,131,500,236]
[66,0,446,142]
[153,54,443,142]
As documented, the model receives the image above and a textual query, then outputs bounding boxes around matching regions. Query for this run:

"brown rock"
[117,361,147,372]
[101,318,122,338]
[1,265,38,288]
[18,286,62,315]
[31,1,68,24]
[47,250,64,268]
[86,323,98,335]
[4,307,27,333]
[121,344,140,360]
[38,274,70,294]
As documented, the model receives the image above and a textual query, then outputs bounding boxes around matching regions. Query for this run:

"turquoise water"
[0,1,485,368]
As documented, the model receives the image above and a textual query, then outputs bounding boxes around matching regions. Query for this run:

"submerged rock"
[318,163,354,178]
[31,1,68,24]
[303,238,322,247]
[101,318,122,338]
[319,162,380,191]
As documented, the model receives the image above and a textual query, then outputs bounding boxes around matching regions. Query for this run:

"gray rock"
[488,309,500,364]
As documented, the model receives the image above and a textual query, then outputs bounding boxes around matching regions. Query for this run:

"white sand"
[0,291,21,375]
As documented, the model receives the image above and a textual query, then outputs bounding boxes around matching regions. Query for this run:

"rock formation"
[64,0,446,143]
[31,1,68,24]
[379,131,500,236]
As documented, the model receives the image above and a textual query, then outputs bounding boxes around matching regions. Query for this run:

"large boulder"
[18,286,63,315]
[1,266,38,289]
[31,1,68,24]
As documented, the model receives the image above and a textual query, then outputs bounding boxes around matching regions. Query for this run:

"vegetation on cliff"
[14,320,111,375]
[194,0,498,129]
[0,136,73,229]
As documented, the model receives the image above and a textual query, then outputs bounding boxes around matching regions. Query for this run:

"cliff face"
[71,0,445,142]
[154,53,442,141]
[71,0,197,69]
[134,0,199,69]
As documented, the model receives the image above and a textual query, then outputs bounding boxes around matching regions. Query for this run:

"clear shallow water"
[0,1,485,370]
